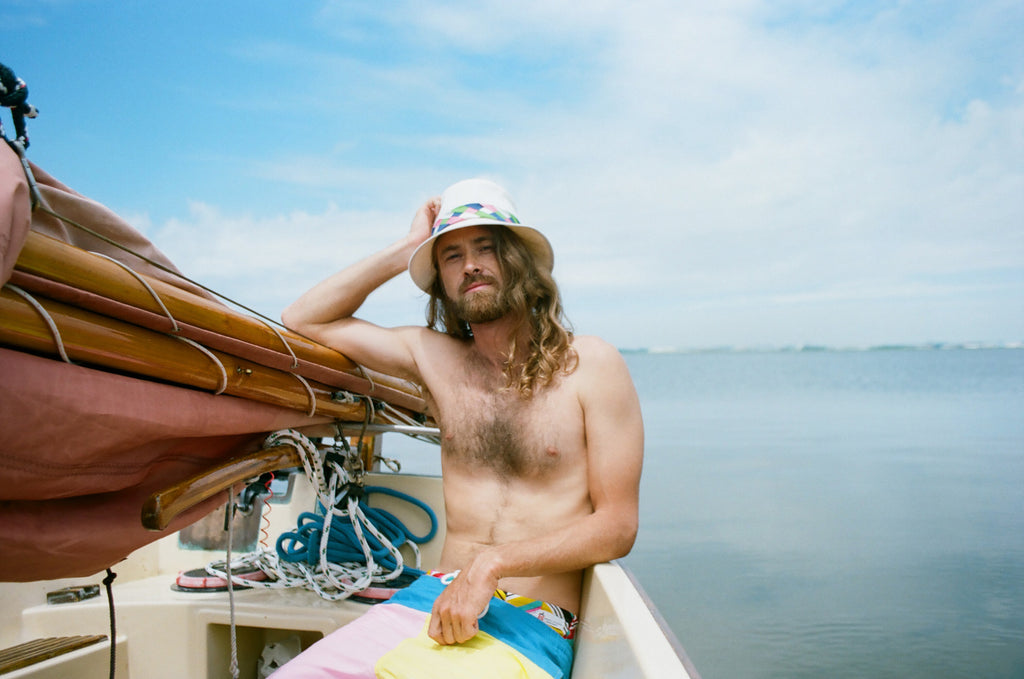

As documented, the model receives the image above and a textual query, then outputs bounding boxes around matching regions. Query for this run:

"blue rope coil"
[275,485,437,573]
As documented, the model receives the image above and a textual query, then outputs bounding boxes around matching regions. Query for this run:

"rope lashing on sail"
[90,251,180,333]
[173,335,229,395]
[3,283,72,363]
[289,373,317,417]
[204,429,437,601]
[355,362,377,394]
[19,200,428,420]
[257,316,300,369]
[7,139,433,420]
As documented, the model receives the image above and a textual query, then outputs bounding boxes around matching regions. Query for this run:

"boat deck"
[2,471,698,679]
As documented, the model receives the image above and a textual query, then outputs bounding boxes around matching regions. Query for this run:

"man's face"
[435,225,511,323]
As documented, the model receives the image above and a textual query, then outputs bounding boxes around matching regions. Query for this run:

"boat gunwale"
[618,563,703,679]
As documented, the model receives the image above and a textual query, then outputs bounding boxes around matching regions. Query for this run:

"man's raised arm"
[280,197,440,379]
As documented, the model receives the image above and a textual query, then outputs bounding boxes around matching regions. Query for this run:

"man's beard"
[452,275,513,323]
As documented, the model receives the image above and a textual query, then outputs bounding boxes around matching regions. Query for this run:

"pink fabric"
[271,604,428,678]
[0,347,329,581]
[0,144,332,581]
[0,476,227,581]
[0,144,31,286]
[0,348,316,501]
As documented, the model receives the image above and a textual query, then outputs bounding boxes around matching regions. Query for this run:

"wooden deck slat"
[0,635,107,674]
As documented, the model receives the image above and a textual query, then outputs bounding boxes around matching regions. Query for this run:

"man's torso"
[416,334,592,613]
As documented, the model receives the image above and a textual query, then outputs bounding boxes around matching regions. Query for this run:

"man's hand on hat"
[406,196,441,252]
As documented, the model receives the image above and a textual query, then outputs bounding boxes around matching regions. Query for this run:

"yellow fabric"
[374,622,552,679]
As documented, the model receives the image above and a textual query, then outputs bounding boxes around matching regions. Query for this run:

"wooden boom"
[141,444,301,531]
[0,287,369,421]
[12,230,426,413]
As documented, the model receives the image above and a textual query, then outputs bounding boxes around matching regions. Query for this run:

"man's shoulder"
[570,334,623,363]
[568,335,631,384]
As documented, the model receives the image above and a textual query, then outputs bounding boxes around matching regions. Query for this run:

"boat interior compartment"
[1,463,695,679]
[4,470,440,679]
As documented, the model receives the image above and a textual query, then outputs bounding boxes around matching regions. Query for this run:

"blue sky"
[3,0,1022,349]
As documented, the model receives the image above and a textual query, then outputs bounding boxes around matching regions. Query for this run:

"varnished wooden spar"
[0,287,369,421]
[141,444,300,530]
[13,230,426,413]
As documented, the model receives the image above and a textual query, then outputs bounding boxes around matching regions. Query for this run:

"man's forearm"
[471,507,638,590]
[428,506,637,644]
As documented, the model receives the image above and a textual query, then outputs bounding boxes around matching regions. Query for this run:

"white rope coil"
[205,429,420,601]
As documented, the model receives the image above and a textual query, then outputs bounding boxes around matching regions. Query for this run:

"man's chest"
[435,382,585,478]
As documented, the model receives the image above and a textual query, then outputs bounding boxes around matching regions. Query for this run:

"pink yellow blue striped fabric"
[272,574,574,679]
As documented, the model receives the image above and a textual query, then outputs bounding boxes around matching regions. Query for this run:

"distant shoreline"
[620,342,1024,355]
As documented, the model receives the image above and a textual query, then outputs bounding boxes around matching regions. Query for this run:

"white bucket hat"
[408,178,554,292]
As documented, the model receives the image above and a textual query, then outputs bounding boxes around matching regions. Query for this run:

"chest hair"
[443,388,560,478]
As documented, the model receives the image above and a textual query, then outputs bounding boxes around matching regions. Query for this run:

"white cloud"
[106,1,1024,348]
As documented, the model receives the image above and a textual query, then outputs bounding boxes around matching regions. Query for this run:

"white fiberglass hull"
[0,473,698,679]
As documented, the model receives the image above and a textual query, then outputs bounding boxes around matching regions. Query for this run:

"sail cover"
[0,143,334,581]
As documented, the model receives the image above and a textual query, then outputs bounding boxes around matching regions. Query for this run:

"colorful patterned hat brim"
[408,179,553,292]
[432,202,522,235]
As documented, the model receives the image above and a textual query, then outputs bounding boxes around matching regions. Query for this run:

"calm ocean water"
[621,348,1024,679]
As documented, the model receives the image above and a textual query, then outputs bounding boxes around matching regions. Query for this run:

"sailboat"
[0,137,699,678]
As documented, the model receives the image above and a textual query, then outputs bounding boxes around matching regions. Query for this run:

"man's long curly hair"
[426,226,577,397]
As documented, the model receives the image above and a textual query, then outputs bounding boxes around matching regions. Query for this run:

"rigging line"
[225,487,240,679]
[201,432,438,602]
[173,336,228,394]
[291,373,318,417]
[33,202,291,334]
[102,568,117,679]
[259,473,275,550]
[256,316,299,369]
[375,401,441,445]
[4,283,72,363]
[334,422,441,437]
[354,391,376,472]
[355,363,377,394]
[89,251,180,332]
[5,138,42,208]
[204,429,433,600]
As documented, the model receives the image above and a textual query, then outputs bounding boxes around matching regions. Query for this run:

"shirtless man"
[280,179,643,671]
